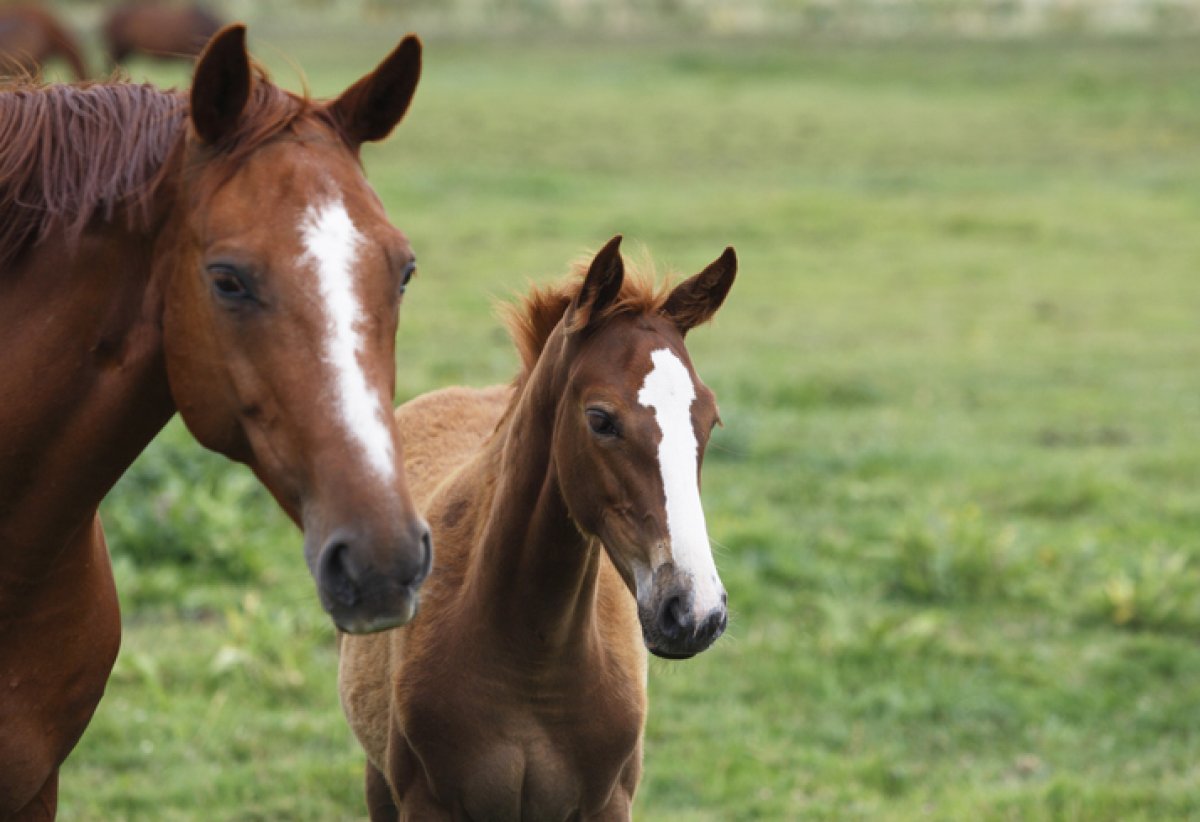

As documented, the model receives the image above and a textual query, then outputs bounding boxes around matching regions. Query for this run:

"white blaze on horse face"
[299,197,395,483]
[637,348,724,617]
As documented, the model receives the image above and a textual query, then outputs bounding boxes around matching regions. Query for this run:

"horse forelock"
[0,65,337,272]
[191,65,339,195]
[500,255,674,377]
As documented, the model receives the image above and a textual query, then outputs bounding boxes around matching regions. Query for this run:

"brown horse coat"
[0,26,430,819]
[340,238,737,821]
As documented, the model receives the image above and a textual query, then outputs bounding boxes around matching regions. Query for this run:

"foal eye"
[586,408,620,438]
[208,264,252,302]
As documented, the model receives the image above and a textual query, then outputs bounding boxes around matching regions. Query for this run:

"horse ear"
[569,235,625,333]
[190,25,251,145]
[330,35,421,145]
[662,247,737,335]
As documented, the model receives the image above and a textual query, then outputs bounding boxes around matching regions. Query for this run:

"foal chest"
[398,668,645,821]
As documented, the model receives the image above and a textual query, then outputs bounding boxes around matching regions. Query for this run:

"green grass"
[55,22,1200,821]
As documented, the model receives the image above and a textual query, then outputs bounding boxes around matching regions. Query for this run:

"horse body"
[0,176,175,818]
[104,3,223,63]
[341,384,647,820]
[0,7,88,79]
[339,238,737,821]
[0,27,429,818]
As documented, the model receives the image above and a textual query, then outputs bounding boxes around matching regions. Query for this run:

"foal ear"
[662,246,737,335]
[569,235,625,333]
[330,35,422,145]
[190,25,252,145]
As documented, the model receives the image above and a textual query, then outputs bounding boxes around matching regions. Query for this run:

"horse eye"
[586,408,620,438]
[208,265,251,301]
[399,260,417,293]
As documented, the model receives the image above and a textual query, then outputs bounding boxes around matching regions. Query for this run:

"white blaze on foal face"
[300,197,395,482]
[637,347,723,613]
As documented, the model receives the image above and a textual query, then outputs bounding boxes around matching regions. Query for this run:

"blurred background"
[7,0,1200,819]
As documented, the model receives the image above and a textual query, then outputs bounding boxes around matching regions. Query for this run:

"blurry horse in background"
[339,237,737,820]
[0,7,87,80]
[103,2,222,64]
[0,24,432,818]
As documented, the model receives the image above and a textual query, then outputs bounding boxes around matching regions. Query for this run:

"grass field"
[51,18,1200,821]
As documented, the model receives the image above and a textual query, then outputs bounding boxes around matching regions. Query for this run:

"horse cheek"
[162,287,248,461]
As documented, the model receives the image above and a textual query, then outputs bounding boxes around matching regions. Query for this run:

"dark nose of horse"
[317,523,433,632]
[656,592,728,653]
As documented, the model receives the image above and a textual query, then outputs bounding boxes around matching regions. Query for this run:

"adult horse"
[0,7,88,80]
[339,237,737,820]
[0,25,431,819]
[103,2,222,64]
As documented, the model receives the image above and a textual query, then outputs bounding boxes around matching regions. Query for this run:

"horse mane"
[501,254,673,376]
[0,65,328,270]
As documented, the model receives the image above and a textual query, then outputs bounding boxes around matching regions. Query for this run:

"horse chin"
[635,563,728,659]
[329,593,420,635]
[648,646,697,661]
[639,615,721,661]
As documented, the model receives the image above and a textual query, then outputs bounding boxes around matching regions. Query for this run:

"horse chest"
[401,668,643,821]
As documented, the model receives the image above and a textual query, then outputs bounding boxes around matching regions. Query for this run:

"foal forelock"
[637,348,722,605]
[299,197,396,483]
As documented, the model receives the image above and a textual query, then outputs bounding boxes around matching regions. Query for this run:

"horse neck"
[0,172,181,575]
[464,339,602,657]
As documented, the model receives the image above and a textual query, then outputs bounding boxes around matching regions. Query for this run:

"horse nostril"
[395,524,432,589]
[408,526,433,587]
[699,608,727,643]
[318,539,361,609]
[658,594,692,640]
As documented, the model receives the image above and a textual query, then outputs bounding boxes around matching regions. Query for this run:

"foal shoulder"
[393,385,511,506]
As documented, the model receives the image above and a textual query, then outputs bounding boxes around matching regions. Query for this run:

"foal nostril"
[658,594,692,640]
[317,539,361,609]
[699,608,728,643]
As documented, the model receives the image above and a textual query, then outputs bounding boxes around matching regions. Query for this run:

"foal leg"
[365,762,399,822]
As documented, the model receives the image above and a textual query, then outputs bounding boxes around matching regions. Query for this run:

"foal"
[339,236,737,820]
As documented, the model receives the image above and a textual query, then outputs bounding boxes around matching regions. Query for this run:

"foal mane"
[0,66,329,270]
[502,255,672,377]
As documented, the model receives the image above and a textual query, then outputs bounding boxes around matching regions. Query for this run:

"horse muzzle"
[637,564,728,659]
[311,522,433,633]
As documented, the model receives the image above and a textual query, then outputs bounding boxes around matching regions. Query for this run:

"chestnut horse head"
[161,26,430,631]
[0,24,435,814]
[546,237,736,658]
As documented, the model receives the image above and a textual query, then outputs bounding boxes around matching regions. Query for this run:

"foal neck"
[466,333,602,657]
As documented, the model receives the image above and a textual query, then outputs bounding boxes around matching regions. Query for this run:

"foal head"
[547,237,736,659]
[161,27,429,632]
